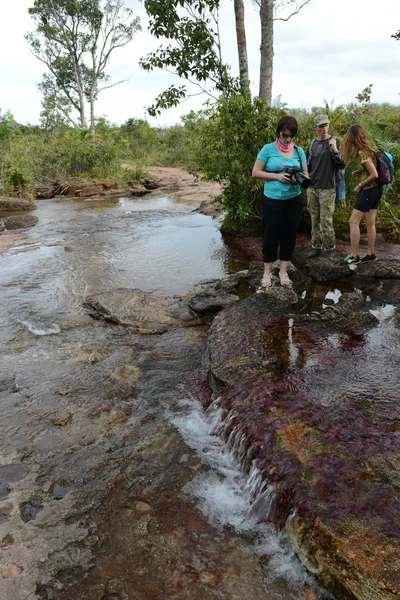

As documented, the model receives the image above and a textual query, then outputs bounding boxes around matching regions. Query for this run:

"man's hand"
[329,138,338,153]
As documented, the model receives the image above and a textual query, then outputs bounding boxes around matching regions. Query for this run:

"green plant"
[190,94,283,233]
[4,165,31,196]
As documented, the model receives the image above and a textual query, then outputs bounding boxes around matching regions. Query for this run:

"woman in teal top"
[252,116,308,288]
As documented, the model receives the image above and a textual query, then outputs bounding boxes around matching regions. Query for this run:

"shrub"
[191,94,284,234]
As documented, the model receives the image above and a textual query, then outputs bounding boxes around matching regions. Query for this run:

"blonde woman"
[339,124,383,265]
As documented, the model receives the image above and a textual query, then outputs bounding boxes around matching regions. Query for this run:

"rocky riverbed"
[0,169,399,600]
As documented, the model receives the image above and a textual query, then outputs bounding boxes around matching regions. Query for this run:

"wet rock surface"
[207,258,400,600]
[0,197,37,211]
[2,214,39,230]
[83,288,201,333]
[147,166,222,206]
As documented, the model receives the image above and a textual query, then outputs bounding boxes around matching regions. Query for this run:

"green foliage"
[140,0,238,116]
[119,117,196,166]
[0,118,132,195]
[190,94,283,233]
[120,118,159,164]
[4,166,31,197]
[355,84,374,106]
[156,124,196,165]
[0,109,21,146]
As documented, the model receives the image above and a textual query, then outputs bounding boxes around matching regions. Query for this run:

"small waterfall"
[171,389,340,598]
[170,393,324,597]
[247,484,276,520]
[243,463,268,499]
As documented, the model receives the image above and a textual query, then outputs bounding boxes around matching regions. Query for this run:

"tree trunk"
[233,0,249,92]
[90,53,97,135]
[90,89,96,135]
[259,0,274,106]
[72,58,87,129]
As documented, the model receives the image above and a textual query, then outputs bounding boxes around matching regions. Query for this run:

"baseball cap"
[313,114,330,126]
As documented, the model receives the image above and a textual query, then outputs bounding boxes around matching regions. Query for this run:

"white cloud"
[1,0,399,127]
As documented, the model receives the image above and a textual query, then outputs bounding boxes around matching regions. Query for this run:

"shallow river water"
[0,194,326,600]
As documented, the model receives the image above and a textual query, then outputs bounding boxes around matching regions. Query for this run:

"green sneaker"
[340,254,361,265]
[360,253,377,263]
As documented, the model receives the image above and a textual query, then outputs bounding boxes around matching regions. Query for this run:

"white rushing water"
[170,395,335,599]
[20,320,61,335]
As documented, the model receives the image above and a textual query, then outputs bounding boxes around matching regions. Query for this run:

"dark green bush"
[190,94,285,234]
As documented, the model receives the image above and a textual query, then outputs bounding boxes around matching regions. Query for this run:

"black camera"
[285,166,312,189]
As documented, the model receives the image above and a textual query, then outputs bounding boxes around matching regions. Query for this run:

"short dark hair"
[276,116,298,137]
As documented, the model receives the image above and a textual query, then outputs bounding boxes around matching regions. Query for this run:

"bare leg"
[279,259,289,275]
[263,262,273,276]
[279,260,292,286]
[349,209,364,256]
[365,209,378,255]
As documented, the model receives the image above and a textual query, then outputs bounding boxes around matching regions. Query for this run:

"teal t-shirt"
[257,142,307,200]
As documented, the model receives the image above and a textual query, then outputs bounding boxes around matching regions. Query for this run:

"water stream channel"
[1,190,399,600]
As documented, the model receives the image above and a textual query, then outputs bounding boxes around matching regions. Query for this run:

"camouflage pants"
[306,187,336,251]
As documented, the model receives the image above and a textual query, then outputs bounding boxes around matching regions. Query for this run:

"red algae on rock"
[207,290,400,600]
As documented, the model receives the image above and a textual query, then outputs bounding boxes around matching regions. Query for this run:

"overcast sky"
[1,0,399,127]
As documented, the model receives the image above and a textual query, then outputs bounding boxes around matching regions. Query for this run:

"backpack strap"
[294,145,302,168]
[308,138,316,159]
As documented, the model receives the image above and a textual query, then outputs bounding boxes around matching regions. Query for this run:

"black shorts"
[354,185,383,212]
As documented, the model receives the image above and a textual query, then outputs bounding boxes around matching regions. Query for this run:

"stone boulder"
[185,270,252,316]
[293,245,351,282]
[1,215,38,230]
[293,244,400,287]
[196,199,223,216]
[304,289,378,333]
[368,279,400,304]
[83,288,200,334]
[144,178,160,190]
[0,197,37,212]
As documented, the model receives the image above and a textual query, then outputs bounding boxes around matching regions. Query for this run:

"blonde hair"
[339,124,378,164]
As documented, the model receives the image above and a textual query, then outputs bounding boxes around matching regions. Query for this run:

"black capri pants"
[261,194,303,263]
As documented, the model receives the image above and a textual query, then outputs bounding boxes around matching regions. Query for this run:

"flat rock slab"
[293,245,400,283]
[83,288,200,333]
[207,293,400,600]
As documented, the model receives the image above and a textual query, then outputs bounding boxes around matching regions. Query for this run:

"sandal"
[260,274,272,288]
[279,271,292,287]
